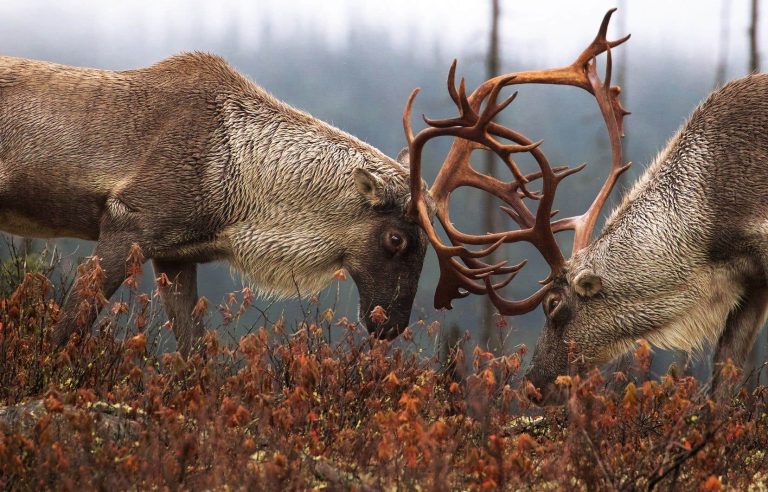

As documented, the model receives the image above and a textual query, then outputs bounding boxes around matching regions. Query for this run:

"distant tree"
[614,0,629,199]
[481,0,501,349]
[749,0,760,73]
[713,0,731,88]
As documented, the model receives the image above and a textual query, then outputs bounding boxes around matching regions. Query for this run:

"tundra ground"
[0,249,766,491]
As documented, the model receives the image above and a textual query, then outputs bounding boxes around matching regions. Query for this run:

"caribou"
[0,52,429,353]
[405,9,768,402]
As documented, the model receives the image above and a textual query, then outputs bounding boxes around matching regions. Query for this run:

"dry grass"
[0,249,766,491]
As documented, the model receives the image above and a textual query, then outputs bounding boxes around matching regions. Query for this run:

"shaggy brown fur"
[0,53,428,353]
[526,75,768,402]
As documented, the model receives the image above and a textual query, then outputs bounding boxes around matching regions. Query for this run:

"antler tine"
[478,75,518,126]
[603,47,613,91]
[403,89,418,145]
[424,63,484,127]
[574,8,631,74]
[404,9,629,315]
[456,77,476,124]
[422,209,509,258]
[403,88,423,221]
[507,164,567,199]
[495,138,543,155]
[483,277,550,316]
[449,257,507,279]
[464,256,527,278]
[434,258,523,310]
[446,59,459,105]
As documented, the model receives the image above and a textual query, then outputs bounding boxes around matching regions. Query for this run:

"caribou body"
[527,74,768,401]
[0,52,428,353]
[403,10,768,402]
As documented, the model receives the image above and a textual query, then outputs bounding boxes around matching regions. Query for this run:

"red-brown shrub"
[0,255,765,490]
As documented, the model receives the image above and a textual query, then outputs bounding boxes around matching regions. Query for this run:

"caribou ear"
[573,270,603,297]
[395,147,410,167]
[353,168,386,206]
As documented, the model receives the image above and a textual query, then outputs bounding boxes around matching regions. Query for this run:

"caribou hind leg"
[52,232,144,347]
[151,260,204,356]
[711,285,768,398]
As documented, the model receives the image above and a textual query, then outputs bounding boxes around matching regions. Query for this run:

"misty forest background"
[0,0,766,378]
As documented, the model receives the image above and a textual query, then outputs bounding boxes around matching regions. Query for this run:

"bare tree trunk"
[749,0,760,73]
[481,0,501,349]
[614,0,629,201]
[714,0,731,88]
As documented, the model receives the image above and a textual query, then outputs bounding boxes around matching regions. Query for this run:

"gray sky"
[0,0,763,73]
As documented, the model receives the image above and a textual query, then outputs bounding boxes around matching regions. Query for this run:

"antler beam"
[405,9,630,315]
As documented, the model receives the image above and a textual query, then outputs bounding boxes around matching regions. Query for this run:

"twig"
[581,429,617,490]
[646,424,722,491]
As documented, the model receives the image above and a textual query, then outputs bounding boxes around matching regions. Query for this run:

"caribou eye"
[543,291,564,319]
[383,231,407,255]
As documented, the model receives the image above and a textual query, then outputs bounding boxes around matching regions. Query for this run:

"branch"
[0,399,142,440]
[646,424,721,491]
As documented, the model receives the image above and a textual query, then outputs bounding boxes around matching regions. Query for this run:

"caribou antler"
[405,9,630,315]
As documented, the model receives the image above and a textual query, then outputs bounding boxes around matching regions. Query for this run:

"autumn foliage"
[0,252,766,490]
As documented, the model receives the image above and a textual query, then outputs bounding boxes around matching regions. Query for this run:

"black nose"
[364,317,407,340]
[525,367,567,406]
[533,382,567,406]
[359,299,413,340]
